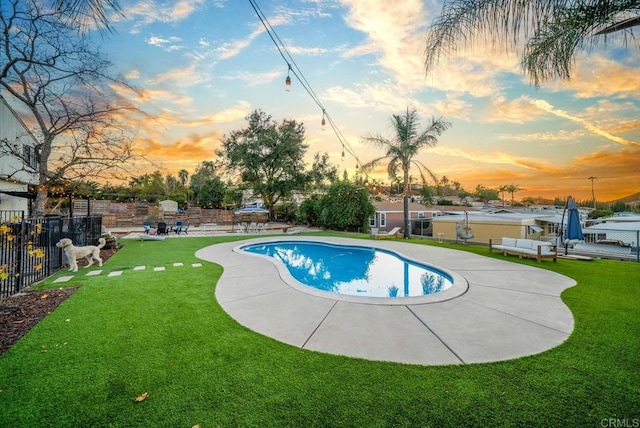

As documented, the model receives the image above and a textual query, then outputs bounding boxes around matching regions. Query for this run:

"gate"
[0,212,103,299]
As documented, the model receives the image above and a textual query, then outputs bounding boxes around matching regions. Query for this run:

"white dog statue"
[56,238,107,272]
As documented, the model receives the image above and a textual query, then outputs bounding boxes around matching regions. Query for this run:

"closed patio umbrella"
[562,196,584,255]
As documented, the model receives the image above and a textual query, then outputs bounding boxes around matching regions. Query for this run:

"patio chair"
[172,221,183,234]
[143,221,151,234]
[372,227,401,240]
[157,222,168,235]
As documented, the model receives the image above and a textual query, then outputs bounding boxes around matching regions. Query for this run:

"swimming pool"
[240,240,453,298]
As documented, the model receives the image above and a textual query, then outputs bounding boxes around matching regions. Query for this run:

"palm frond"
[424,0,640,84]
[54,0,123,32]
[359,156,388,174]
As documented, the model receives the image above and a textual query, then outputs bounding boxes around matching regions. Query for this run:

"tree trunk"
[403,168,410,239]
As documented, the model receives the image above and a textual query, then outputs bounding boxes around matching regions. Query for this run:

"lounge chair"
[372,227,401,240]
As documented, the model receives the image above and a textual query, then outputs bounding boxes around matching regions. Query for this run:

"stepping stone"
[192,263,202,268]
[134,266,146,271]
[86,270,102,276]
[173,262,184,267]
[108,271,123,277]
[54,276,74,283]
[154,267,165,271]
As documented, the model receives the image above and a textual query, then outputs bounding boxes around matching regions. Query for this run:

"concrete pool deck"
[195,236,576,366]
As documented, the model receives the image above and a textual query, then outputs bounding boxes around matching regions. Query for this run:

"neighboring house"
[583,214,640,246]
[370,201,448,233]
[0,95,39,214]
[432,211,549,244]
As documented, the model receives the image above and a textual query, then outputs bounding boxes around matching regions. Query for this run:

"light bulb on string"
[285,64,291,91]
[321,110,326,130]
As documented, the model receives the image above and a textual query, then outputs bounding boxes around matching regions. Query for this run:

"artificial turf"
[0,234,638,427]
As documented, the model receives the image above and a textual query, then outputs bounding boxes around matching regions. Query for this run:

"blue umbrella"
[562,196,583,254]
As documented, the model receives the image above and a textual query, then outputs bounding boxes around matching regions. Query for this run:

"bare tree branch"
[1,0,145,214]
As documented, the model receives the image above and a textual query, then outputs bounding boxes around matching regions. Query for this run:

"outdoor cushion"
[502,237,517,247]
[515,239,535,249]
[532,241,552,249]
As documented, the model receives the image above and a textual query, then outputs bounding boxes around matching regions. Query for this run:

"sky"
[93,0,639,201]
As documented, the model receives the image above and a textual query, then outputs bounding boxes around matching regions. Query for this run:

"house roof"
[372,201,473,213]
[372,201,433,213]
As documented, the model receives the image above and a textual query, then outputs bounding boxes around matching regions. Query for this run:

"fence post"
[14,216,26,294]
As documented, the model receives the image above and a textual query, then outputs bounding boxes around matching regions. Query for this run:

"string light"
[321,110,326,131]
[248,0,366,176]
[285,64,291,92]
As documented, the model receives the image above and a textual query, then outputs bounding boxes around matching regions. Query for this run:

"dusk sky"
[97,0,639,201]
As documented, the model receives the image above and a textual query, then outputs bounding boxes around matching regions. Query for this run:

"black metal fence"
[0,211,103,299]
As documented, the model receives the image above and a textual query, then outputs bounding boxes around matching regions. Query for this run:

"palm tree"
[498,185,509,207]
[362,108,452,238]
[53,0,123,32]
[424,0,640,86]
[506,184,523,206]
[178,169,189,186]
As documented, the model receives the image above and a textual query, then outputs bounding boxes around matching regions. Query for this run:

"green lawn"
[0,234,638,427]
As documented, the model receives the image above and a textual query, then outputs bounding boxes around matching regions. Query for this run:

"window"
[369,216,376,227]
[23,145,31,166]
[22,145,39,169]
[417,212,425,218]
[380,213,386,227]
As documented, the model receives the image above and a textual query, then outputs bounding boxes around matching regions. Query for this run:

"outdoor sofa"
[489,237,557,262]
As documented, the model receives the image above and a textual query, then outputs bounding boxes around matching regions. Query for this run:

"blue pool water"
[241,241,453,298]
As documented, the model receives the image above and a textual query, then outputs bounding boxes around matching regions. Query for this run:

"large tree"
[362,109,452,238]
[217,110,327,216]
[0,0,140,215]
[424,0,640,85]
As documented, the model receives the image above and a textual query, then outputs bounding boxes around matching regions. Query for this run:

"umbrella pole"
[561,198,569,255]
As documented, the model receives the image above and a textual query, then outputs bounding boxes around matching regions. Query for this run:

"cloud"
[550,54,640,99]
[214,15,290,60]
[325,82,469,121]
[121,0,208,31]
[481,96,547,124]
[430,146,551,172]
[339,0,428,91]
[341,41,379,58]
[221,70,283,87]
[146,64,209,87]
[124,69,140,80]
[286,45,329,56]
[337,0,520,97]
[181,101,251,127]
[145,35,184,51]
[533,99,640,147]
[497,129,586,145]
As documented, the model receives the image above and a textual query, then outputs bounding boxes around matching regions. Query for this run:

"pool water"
[241,241,453,298]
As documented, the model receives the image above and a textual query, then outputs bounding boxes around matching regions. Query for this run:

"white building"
[0,95,39,214]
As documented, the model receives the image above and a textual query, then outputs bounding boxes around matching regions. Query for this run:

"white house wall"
[0,96,39,185]
[0,179,29,212]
